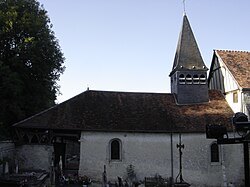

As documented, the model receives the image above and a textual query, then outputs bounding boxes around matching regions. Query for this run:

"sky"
[37,0,250,103]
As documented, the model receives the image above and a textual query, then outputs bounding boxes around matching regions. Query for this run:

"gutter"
[242,88,250,91]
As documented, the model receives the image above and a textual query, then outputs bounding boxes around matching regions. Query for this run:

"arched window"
[200,74,206,84]
[110,139,121,160]
[193,74,199,84]
[179,74,185,84]
[186,74,192,84]
[211,142,219,162]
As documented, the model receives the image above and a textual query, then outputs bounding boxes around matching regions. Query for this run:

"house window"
[110,139,121,160]
[233,92,238,103]
[211,142,219,162]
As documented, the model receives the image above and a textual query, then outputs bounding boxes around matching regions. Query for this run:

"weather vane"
[183,0,186,15]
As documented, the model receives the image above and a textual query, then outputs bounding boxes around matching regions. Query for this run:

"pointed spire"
[169,15,207,76]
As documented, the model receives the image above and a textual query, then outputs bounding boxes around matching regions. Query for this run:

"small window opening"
[233,92,238,103]
[110,139,121,160]
[179,74,185,84]
[200,74,206,84]
[193,75,199,84]
[211,143,219,162]
[186,74,192,84]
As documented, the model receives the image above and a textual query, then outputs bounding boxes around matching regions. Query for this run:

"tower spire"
[169,15,209,104]
[170,15,207,76]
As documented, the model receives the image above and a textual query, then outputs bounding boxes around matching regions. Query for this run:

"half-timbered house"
[208,50,250,117]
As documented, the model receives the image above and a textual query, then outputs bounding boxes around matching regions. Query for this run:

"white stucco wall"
[225,90,242,113]
[0,141,15,174]
[79,131,244,187]
[16,144,53,171]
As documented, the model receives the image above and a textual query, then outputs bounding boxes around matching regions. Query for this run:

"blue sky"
[38,0,250,103]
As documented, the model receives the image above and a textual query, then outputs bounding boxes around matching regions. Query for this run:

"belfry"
[169,15,209,104]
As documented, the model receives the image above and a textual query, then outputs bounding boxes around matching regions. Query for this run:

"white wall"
[209,55,244,114]
[0,141,15,174]
[225,90,242,113]
[79,131,244,187]
[16,144,53,171]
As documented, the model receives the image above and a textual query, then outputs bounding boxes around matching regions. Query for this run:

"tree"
[0,0,65,136]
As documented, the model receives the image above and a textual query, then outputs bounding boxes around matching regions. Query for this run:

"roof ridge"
[215,49,250,53]
[86,89,172,95]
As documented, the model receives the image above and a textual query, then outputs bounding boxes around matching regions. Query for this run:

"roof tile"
[13,90,234,133]
[216,50,250,88]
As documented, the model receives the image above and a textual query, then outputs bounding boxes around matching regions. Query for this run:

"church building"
[13,15,245,187]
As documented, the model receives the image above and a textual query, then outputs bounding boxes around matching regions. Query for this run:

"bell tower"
[169,15,208,104]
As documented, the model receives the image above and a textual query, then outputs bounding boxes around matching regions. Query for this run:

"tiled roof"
[170,15,207,76]
[216,50,250,88]
[13,90,234,133]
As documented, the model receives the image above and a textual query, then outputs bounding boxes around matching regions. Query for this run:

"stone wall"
[15,144,53,171]
[0,141,15,174]
[79,131,244,187]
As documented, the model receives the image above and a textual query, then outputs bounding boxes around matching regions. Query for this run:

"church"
[13,15,245,187]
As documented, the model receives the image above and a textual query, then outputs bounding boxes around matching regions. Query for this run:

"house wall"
[0,141,15,174]
[79,131,244,187]
[209,55,243,113]
[225,90,242,113]
[15,144,53,171]
[209,56,239,93]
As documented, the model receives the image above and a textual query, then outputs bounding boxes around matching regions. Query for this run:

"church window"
[211,142,219,162]
[233,92,238,103]
[193,74,199,84]
[200,74,206,84]
[186,74,192,84]
[179,74,185,84]
[110,139,121,161]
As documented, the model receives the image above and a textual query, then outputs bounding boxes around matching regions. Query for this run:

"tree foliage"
[0,0,65,135]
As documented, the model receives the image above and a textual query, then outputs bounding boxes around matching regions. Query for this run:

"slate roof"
[13,90,234,133]
[215,50,250,88]
[170,15,208,76]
